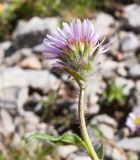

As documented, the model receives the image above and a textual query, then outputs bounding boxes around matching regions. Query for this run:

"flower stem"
[78,83,99,160]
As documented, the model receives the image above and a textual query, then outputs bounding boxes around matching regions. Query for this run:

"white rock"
[0,87,28,113]
[68,155,90,160]
[115,77,135,95]
[101,59,118,78]
[73,157,90,160]
[0,67,60,92]
[87,76,104,95]
[124,4,140,28]
[37,122,47,133]
[13,17,59,37]
[89,119,117,142]
[98,124,115,140]
[110,34,120,50]
[111,148,127,160]
[104,59,118,70]
[0,109,15,136]
[32,43,43,53]
[0,41,12,51]
[4,48,33,66]
[129,63,140,79]
[105,143,127,160]
[93,12,116,37]
[57,145,78,158]
[12,133,22,147]
[117,137,140,152]
[90,114,117,128]
[13,17,60,48]
[88,104,100,115]
[24,111,39,124]
[117,63,128,77]
[24,112,39,132]
[20,55,42,70]
[120,32,139,52]
[0,47,4,65]
[136,80,140,93]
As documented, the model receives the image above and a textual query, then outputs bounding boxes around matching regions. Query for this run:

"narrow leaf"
[29,133,86,148]
[96,143,104,160]
[63,67,84,85]
[63,67,84,80]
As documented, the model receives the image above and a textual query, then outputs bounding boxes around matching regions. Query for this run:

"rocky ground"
[0,3,140,160]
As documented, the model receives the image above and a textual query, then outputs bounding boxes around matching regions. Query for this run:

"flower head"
[126,111,140,133]
[43,19,109,84]
[0,2,9,12]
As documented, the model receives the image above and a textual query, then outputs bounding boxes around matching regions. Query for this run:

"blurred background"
[0,0,140,160]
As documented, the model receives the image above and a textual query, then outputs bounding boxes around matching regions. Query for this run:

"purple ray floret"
[43,19,108,59]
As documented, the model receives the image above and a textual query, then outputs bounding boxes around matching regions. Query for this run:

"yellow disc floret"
[134,116,140,125]
[0,3,4,12]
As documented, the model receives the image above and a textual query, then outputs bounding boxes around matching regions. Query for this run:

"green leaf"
[96,143,104,160]
[93,127,103,139]
[29,133,86,148]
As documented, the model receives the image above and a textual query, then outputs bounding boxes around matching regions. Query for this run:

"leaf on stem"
[96,143,104,160]
[29,132,86,148]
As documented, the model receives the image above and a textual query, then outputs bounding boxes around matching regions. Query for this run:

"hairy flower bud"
[43,19,109,84]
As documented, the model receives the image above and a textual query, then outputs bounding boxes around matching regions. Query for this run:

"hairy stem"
[78,83,99,160]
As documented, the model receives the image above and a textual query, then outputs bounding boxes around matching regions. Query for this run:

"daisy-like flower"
[126,111,140,133]
[0,2,9,12]
[43,19,109,84]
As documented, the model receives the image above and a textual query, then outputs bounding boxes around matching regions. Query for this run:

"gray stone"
[68,155,90,160]
[72,156,90,160]
[98,124,115,140]
[11,133,23,147]
[117,137,140,152]
[57,145,78,158]
[87,88,100,115]
[0,87,28,112]
[117,62,128,77]
[134,81,140,107]
[89,114,117,141]
[14,117,25,135]
[105,143,127,160]
[110,34,120,50]
[128,63,140,79]
[101,59,118,79]
[93,12,116,37]
[4,48,33,66]
[88,104,100,115]
[12,17,60,48]
[0,109,15,136]
[0,67,60,92]
[37,122,47,133]
[0,48,4,65]
[32,43,43,54]
[136,80,140,93]
[115,77,135,96]
[24,112,40,132]
[123,4,140,29]
[0,41,12,64]
[90,114,117,128]
[0,41,12,51]
[87,76,105,95]
[124,53,138,70]
[120,32,139,52]
[20,55,42,70]
[0,41,15,57]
